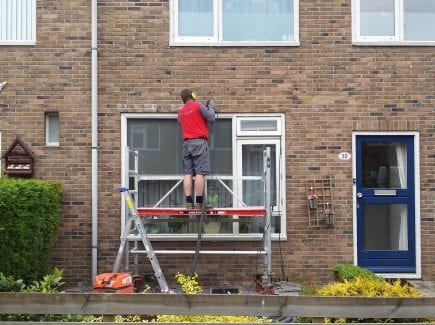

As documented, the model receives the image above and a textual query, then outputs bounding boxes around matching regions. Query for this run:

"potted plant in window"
[307,188,317,209]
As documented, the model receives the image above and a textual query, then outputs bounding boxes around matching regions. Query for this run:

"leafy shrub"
[0,178,62,282]
[27,267,65,293]
[316,277,430,323]
[333,263,381,282]
[0,272,25,292]
[317,277,423,298]
[0,268,76,322]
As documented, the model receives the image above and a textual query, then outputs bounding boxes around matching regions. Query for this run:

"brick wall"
[1,0,433,286]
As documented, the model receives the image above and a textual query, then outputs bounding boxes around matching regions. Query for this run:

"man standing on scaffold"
[178,89,216,209]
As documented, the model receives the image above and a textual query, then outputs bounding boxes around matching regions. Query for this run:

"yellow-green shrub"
[316,277,429,323]
[317,277,423,298]
[154,273,271,323]
[111,273,271,323]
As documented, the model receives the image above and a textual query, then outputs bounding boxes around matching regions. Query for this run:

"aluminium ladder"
[113,187,169,292]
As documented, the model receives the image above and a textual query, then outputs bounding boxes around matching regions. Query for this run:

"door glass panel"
[361,142,407,189]
[240,144,276,234]
[242,144,276,206]
[363,204,408,250]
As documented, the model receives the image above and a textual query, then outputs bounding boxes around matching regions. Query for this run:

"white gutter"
[91,0,98,281]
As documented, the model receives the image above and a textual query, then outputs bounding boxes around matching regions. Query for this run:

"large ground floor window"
[121,113,286,240]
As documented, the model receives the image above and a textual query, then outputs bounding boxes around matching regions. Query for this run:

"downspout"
[91,0,98,281]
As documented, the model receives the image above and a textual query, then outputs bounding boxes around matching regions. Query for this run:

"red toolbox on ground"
[93,273,134,293]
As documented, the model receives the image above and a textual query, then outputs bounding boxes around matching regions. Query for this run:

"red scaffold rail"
[136,207,266,217]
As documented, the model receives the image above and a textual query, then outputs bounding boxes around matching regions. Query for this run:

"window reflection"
[362,142,407,189]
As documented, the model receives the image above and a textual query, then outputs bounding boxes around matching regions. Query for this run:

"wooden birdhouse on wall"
[2,136,35,177]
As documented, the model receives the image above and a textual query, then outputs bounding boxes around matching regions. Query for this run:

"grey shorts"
[182,139,210,175]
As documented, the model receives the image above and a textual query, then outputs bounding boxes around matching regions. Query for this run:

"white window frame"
[0,0,36,45]
[45,112,59,147]
[237,116,282,136]
[236,138,282,236]
[121,113,286,241]
[169,0,300,46]
[352,0,435,46]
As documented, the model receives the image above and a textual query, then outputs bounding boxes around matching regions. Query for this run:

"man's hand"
[206,100,216,111]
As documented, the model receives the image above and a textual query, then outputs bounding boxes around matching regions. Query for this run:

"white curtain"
[395,143,408,250]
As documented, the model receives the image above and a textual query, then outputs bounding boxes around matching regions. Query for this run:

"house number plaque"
[338,152,352,160]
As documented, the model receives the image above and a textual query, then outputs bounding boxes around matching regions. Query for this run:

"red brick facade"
[0,0,434,286]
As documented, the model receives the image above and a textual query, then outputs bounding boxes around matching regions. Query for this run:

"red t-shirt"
[178,101,209,140]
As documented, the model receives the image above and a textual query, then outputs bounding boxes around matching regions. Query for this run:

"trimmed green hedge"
[0,178,62,282]
[333,263,381,282]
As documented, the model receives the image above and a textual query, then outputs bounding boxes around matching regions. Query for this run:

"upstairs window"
[353,0,435,45]
[170,0,299,46]
[0,0,36,45]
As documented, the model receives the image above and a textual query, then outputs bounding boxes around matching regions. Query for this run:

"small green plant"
[26,267,65,293]
[296,278,319,296]
[0,272,25,292]
[0,268,87,322]
[175,272,203,294]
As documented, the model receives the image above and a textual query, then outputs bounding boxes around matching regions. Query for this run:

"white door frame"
[352,131,421,279]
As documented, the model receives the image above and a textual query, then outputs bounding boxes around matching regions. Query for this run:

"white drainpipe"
[91,0,98,282]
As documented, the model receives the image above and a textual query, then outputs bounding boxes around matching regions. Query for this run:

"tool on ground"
[93,272,134,293]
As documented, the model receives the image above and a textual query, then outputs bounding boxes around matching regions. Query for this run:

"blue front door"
[356,135,416,273]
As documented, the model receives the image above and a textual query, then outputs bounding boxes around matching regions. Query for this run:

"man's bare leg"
[194,174,205,197]
[184,174,193,197]
[184,175,194,208]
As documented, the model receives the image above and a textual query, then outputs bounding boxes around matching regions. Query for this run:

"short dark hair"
[180,89,192,104]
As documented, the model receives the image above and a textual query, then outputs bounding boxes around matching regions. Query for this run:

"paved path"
[409,280,435,297]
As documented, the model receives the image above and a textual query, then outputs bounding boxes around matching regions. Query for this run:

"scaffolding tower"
[115,147,273,292]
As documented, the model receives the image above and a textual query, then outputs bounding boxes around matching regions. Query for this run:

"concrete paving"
[408,280,435,297]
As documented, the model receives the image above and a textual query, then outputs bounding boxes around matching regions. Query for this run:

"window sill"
[352,40,435,47]
[128,234,287,241]
[169,41,300,47]
[0,40,36,46]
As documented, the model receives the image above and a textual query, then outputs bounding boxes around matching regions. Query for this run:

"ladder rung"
[131,249,266,255]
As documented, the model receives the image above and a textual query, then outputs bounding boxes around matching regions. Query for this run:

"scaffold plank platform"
[136,207,266,217]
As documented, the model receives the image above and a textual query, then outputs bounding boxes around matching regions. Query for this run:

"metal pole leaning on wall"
[263,147,272,291]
